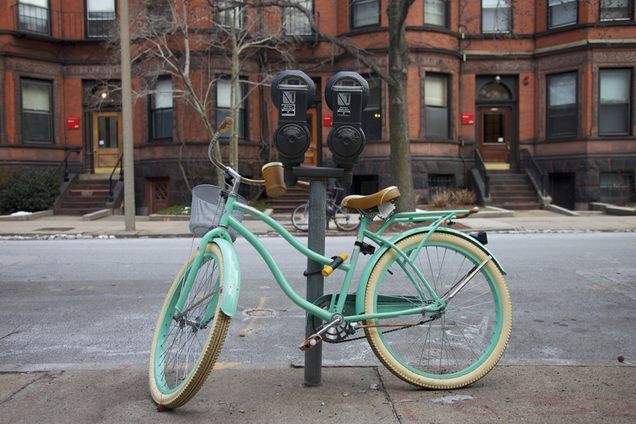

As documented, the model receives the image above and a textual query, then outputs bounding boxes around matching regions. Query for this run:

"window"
[482,0,511,33]
[215,0,244,29]
[21,79,53,144]
[151,78,173,141]
[86,0,116,38]
[600,0,633,21]
[350,0,380,29]
[548,0,578,28]
[284,0,312,36]
[425,74,450,139]
[18,0,50,35]
[216,79,246,139]
[362,76,382,141]
[599,69,632,135]
[547,72,578,139]
[425,0,448,27]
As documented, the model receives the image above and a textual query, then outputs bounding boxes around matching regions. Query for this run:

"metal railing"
[108,154,123,202]
[53,148,81,182]
[473,149,490,198]
[520,149,548,197]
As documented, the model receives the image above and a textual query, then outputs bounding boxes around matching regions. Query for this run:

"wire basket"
[189,184,246,239]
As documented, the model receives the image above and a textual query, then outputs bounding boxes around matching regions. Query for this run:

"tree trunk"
[387,0,416,211]
[230,38,240,171]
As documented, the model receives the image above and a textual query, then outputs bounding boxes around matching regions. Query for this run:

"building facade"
[1,0,635,212]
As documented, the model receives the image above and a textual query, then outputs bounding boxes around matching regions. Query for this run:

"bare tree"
[266,0,417,211]
[118,0,293,185]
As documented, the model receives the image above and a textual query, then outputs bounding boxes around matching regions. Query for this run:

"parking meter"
[325,72,369,172]
[271,70,316,172]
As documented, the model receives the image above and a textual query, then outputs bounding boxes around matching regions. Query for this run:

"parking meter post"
[304,178,326,386]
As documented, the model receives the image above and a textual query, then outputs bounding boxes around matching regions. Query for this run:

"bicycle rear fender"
[213,238,241,317]
[354,227,506,315]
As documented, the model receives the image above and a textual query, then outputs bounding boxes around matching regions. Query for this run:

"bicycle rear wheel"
[149,243,230,409]
[364,232,511,389]
[291,203,309,231]
[333,206,360,231]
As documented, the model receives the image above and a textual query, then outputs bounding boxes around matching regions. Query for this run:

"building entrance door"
[478,106,511,167]
[92,112,122,172]
[303,108,319,167]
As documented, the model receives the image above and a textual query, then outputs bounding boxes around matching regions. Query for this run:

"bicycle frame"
[175,189,505,327]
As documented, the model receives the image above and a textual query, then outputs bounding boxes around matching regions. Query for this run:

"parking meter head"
[271,70,316,167]
[325,72,369,170]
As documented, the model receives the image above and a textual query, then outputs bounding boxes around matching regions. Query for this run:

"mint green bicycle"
[149,133,512,409]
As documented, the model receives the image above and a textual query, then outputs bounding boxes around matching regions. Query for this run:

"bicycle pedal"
[299,334,323,351]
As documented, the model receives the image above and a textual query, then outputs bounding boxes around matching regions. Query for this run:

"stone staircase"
[489,171,540,210]
[267,185,310,214]
[55,177,112,215]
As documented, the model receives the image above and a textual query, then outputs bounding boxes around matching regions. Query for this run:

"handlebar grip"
[322,253,348,277]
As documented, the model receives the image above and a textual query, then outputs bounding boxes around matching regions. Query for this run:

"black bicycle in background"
[291,186,360,232]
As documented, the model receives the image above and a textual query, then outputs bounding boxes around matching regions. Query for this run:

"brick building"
[1,0,635,213]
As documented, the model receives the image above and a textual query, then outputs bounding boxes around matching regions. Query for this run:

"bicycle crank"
[299,314,345,351]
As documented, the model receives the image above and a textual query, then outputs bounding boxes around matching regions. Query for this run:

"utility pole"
[119,0,136,230]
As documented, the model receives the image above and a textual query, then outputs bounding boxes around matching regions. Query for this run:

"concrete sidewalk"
[1,365,634,423]
[2,209,636,238]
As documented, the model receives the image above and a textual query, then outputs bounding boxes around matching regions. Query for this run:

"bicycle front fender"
[354,226,506,315]
[214,238,241,317]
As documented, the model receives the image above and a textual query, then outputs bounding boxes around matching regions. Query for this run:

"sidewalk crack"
[0,372,61,406]
[373,366,402,424]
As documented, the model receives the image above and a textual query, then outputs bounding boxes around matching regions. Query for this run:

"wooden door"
[478,107,511,164]
[92,112,122,172]
[303,109,318,167]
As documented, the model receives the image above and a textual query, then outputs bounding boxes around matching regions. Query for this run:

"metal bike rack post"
[293,167,344,386]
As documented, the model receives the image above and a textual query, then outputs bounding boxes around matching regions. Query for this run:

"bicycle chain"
[327,316,438,344]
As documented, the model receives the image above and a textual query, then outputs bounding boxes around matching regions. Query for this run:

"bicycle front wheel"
[291,203,309,231]
[364,232,512,389]
[333,206,360,231]
[149,243,231,409]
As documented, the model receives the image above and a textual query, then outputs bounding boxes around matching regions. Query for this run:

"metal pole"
[304,179,326,386]
[119,0,136,231]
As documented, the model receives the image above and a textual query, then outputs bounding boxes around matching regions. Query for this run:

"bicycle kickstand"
[299,315,344,351]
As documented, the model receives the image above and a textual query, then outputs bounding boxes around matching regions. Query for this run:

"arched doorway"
[476,77,517,170]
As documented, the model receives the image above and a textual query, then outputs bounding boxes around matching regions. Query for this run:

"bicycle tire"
[363,232,512,389]
[149,243,231,409]
[291,203,309,231]
[333,205,360,231]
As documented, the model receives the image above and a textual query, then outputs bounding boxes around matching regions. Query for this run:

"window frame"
[548,0,579,29]
[599,0,634,21]
[424,73,451,140]
[149,77,174,142]
[481,0,512,34]
[424,0,449,28]
[350,0,381,30]
[598,68,632,136]
[17,0,51,35]
[85,0,117,39]
[214,0,245,30]
[216,78,247,141]
[283,0,313,36]
[546,71,579,140]
[20,78,53,145]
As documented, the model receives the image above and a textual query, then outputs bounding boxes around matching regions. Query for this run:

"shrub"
[431,190,453,208]
[0,169,60,214]
[450,189,477,206]
[431,188,477,208]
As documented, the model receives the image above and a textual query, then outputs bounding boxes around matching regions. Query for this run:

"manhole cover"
[243,308,275,318]
[34,227,75,232]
